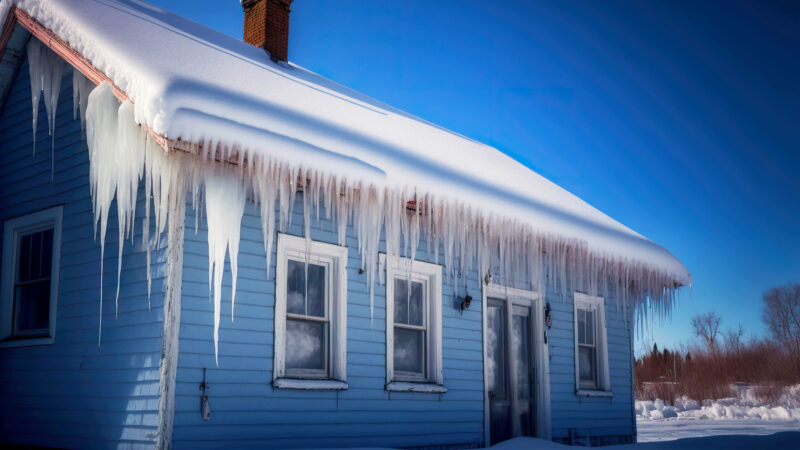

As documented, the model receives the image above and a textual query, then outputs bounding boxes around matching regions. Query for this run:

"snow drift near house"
[636,384,800,422]
[2,0,691,360]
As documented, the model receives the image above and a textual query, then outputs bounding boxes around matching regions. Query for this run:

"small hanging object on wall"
[484,269,492,286]
[460,294,473,311]
[545,302,552,329]
[200,367,211,421]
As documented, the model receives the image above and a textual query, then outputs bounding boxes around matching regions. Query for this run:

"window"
[382,254,445,392]
[573,292,611,395]
[273,234,347,389]
[1,207,63,347]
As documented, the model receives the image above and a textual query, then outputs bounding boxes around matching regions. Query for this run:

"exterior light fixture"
[460,295,472,311]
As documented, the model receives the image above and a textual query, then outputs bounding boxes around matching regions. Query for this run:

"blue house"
[0,0,690,448]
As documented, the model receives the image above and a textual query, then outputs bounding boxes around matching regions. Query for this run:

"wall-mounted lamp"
[460,295,473,311]
[484,270,492,285]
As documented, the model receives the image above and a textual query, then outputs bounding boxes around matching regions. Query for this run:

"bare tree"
[762,283,800,354]
[725,323,745,353]
[691,311,722,351]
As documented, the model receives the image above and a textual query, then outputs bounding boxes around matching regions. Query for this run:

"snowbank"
[636,385,800,422]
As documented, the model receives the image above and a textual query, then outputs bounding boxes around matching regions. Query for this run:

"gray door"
[488,298,534,445]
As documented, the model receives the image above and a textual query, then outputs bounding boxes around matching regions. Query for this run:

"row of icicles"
[28,38,681,364]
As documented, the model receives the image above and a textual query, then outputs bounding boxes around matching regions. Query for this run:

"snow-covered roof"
[0,0,690,287]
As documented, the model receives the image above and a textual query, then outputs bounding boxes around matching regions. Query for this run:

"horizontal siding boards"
[173,197,485,448]
[544,282,636,442]
[0,55,165,447]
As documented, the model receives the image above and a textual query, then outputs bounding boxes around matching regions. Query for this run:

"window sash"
[12,228,55,338]
[392,276,428,381]
[285,316,330,378]
[284,259,331,378]
[394,327,427,380]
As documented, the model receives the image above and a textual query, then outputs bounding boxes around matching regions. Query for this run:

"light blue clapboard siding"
[0,54,166,449]
[171,197,486,449]
[545,282,636,443]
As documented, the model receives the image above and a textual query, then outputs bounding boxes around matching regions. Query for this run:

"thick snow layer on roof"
[0,0,689,285]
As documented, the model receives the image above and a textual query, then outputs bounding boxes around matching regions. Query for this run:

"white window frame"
[381,254,445,393]
[273,234,348,390]
[573,292,611,396]
[1,206,63,348]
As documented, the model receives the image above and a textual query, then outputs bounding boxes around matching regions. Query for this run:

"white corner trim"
[386,381,447,393]
[576,389,614,398]
[274,378,349,390]
[0,206,63,347]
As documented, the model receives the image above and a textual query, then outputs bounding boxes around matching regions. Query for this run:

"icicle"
[86,82,120,345]
[26,38,44,157]
[25,38,65,180]
[114,101,145,316]
[72,68,93,133]
[204,167,246,365]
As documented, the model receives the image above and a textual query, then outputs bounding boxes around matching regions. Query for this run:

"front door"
[487,298,535,445]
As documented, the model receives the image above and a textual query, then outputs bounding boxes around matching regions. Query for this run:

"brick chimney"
[242,0,293,62]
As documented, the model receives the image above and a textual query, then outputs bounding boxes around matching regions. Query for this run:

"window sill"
[0,336,54,348]
[576,389,613,398]
[386,381,447,394]
[273,378,348,391]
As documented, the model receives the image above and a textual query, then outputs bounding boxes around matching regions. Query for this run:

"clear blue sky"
[149,0,800,353]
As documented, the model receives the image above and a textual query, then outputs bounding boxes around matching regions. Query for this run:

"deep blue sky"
[149,0,800,353]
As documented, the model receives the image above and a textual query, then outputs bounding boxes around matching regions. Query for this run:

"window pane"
[394,278,408,325]
[41,229,53,278]
[30,230,43,280]
[513,314,531,400]
[579,345,596,385]
[487,304,505,397]
[287,260,306,315]
[306,263,325,318]
[394,327,423,375]
[14,280,51,333]
[286,260,326,317]
[408,281,424,326]
[18,233,31,282]
[285,318,327,372]
[577,309,586,344]
[586,310,595,345]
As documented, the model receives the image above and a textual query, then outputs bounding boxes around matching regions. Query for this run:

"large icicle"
[204,166,246,365]
[86,82,121,344]
[114,100,145,315]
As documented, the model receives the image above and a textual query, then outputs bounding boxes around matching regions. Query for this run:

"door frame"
[482,283,551,444]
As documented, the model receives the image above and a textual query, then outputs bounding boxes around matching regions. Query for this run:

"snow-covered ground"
[635,384,800,442]
[494,432,800,449]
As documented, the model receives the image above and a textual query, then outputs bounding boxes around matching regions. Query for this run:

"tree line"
[635,282,800,404]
